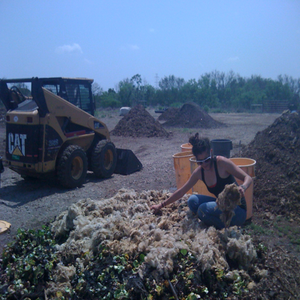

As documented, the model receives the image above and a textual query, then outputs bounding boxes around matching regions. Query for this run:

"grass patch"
[245,222,273,236]
[273,217,300,245]
[181,128,194,134]
[245,216,300,255]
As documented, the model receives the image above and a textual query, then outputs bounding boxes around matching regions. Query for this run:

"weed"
[246,222,272,235]
[257,243,267,253]
[272,217,300,247]
[181,128,193,134]
[1,226,58,299]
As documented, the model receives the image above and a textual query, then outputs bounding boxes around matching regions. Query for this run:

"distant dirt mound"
[241,110,300,219]
[157,107,180,121]
[163,102,224,128]
[111,105,170,138]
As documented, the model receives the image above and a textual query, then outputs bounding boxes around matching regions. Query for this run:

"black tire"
[0,157,4,174]
[21,175,38,180]
[91,140,117,178]
[57,145,87,188]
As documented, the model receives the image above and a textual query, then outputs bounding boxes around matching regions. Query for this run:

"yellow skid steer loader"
[0,77,119,188]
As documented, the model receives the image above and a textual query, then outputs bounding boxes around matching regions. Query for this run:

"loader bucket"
[114,149,143,175]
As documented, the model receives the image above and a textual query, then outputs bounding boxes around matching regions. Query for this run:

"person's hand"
[150,204,162,214]
[238,185,246,197]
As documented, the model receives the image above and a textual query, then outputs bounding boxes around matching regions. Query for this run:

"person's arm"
[218,157,253,197]
[150,167,201,212]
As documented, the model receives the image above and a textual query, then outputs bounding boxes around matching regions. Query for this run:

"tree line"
[93,71,300,112]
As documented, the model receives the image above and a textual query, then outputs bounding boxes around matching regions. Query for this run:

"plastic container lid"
[0,220,11,234]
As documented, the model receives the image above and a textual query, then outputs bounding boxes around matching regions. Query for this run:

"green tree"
[99,88,120,108]
[130,74,143,106]
[117,78,134,106]
[92,82,103,96]
[143,84,156,106]
[107,71,299,111]
[157,75,185,106]
[92,82,103,108]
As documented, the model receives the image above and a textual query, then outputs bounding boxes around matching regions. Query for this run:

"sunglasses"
[196,156,211,165]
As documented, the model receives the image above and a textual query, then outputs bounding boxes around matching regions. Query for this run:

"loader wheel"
[57,145,87,188]
[91,140,117,178]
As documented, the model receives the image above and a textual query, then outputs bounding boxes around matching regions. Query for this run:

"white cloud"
[227,56,240,62]
[84,58,92,64]
[120,44,140,51]
[129,44,140,50]
[55,43,83,54]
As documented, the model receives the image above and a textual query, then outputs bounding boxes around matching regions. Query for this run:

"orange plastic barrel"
[181,143,192,152]
[173,152,194,195]
[230,158,256,220]
[189,157,216,198]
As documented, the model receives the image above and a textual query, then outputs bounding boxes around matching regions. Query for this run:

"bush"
[203,105,209,113]
[100,99,121,108]
[210,107,227,113]
[170,102,183,108]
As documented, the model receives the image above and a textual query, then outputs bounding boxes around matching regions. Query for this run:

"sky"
[1,0,300,91]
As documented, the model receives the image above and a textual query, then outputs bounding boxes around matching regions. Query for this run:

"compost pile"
[111,105,170,138]
[43,190,259,298]
[241,110,300,220]
[163,102,224,128]
[1,189,300,299]
[157,107,180,121]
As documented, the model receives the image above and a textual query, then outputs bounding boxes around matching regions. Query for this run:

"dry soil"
[2,109,300,298]
[0,109,279,251]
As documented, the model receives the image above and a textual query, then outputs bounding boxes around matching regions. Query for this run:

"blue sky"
[1,0,299,91]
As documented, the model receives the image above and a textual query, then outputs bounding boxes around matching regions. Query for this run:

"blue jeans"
[187,194,247,229]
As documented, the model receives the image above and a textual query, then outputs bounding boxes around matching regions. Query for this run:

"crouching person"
[150,134,252,229]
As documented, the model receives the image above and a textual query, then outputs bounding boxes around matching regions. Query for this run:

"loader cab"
[40,78,95,115]
[0,77,95,116]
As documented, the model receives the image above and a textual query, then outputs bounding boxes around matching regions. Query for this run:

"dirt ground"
[2,109,300,298]
[0,110,278,247]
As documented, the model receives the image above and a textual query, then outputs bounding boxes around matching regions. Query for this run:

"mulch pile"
[157,107,179,121]
[240,110,300,299]
[111,105,170,138]
[241,110,300,220]
[163,102,224,128]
